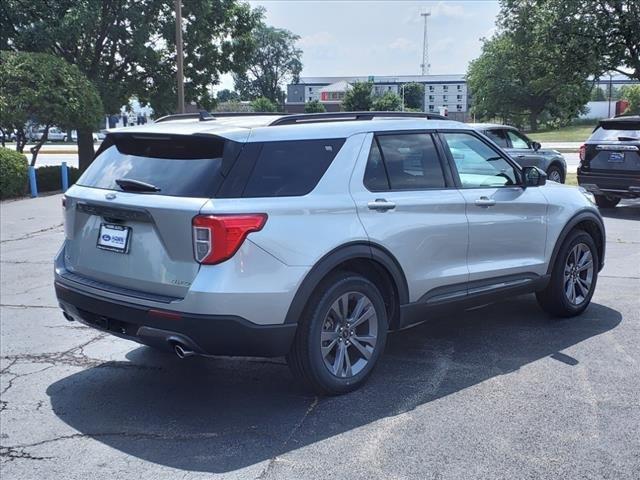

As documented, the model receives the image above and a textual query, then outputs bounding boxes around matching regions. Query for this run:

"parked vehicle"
[55,112,605,395]
[71,130,107,143]
[470,123,567,183]
[32,127,67,142]
[578,115,640,208]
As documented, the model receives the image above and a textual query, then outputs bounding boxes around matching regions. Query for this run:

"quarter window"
[442,132,518,188]
[364,134,446,191]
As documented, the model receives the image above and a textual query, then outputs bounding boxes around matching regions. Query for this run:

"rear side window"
[77,135,238,198]
[241,139,345,197]
[364,133,446,191]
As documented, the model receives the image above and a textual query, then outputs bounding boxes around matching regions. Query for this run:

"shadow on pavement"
[47,296,622,473]
[599,198,640,220]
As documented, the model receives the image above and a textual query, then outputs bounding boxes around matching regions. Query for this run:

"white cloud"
[431,2,467,18]
[298,31,336,48]
[389,37,418,52]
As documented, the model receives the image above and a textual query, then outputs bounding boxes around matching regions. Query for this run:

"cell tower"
[420,11,431,75]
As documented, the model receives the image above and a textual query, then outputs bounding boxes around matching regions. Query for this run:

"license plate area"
[97,223,131,253]
[609,152,625,162]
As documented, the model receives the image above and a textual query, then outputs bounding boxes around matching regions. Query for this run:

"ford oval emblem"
[105,193,116,200]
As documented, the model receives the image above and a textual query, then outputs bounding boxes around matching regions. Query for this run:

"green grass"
[565,172,577,186]
[528,124,597,143]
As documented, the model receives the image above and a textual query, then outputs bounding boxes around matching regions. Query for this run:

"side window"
[505,130,530,149]
[442,132,519,188]
[375,133,446,190]
[484,129,509,148]
[363,140,390,191]
[242,138,345,197]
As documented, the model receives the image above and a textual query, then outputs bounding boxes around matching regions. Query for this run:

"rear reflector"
[148,309,182,321]
[192,214,267,265]
[579,144,586,163]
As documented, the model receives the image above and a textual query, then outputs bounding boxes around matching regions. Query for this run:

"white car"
[71,130,106,143]
[33,127,67,142]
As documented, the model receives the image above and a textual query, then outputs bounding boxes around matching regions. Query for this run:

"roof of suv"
[467,122,518,130]
[109,114,471,142]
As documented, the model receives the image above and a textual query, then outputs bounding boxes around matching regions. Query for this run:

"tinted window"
[443,132,518,188]
[77,135,234,198]
[363,140,390,191]
[505,130,530,149]
[366,133,445,190]
[590,126,640,141]
[242,139,345,197]
[484,129,509,148]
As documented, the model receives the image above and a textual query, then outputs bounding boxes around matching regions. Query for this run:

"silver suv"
[55,112,605,395]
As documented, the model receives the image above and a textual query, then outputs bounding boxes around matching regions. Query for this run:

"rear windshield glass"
[77,135,237,198]
[590,125,640,141]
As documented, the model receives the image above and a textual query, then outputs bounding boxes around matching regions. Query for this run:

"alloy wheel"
[563,243,594,305]
[320,291,378,378]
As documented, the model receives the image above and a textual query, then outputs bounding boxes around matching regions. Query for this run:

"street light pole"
[175,0,185,114]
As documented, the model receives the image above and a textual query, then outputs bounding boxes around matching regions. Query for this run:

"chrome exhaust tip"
[174,343,195,359]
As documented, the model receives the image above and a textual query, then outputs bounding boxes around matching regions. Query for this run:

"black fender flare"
[547,209,606,274]
[284,242,409,324]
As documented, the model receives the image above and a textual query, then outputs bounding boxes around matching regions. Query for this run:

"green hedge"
[35,165,81,192]
[0,147,28,199]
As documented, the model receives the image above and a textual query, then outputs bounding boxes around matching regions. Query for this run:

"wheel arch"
[284,242,409,330]
[547,209,606,274]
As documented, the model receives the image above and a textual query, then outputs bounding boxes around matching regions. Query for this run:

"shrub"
[0,147,28,199]
[304,100,326,113]
[250,97,278,112]
[36,165,81,192]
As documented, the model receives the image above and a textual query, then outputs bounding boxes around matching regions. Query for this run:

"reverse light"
[192,214,267,265]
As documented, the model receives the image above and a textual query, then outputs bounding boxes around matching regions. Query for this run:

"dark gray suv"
[471,123,567,183]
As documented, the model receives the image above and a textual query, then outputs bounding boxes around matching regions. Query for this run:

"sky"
[218,0,500,90]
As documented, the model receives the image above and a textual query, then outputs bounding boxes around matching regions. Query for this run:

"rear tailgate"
[62,133,242,299]
[583,120,640,175]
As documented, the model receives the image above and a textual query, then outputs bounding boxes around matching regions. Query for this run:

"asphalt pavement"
[1,194,638,479]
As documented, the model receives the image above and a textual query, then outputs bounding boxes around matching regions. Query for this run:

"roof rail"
[268,111,449,126]
[154,111,213,123]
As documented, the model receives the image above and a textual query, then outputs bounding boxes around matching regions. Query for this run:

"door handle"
[516,154,526,158]
[474,196,496,207]
[367,198,396,212]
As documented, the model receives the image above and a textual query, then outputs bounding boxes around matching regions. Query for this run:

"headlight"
[578,186,595,204]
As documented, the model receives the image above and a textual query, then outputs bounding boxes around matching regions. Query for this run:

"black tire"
[594,194,620,209]
[546,165,564,183]
[536,229,599,317]
[286,272,388,395]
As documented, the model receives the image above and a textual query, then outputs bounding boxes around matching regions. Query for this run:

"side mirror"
[531,141,541,151]
[522,166,547,187]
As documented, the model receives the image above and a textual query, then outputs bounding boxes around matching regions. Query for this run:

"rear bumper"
[578,169,640,198]
[55,281,297,357]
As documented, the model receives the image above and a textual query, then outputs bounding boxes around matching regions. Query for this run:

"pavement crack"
[0,304,58,309]
[0,446,52,462]
[0,223,63,244]
[256,396,319,480]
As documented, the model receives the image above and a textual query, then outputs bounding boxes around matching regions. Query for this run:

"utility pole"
[420,11,431,75]
[175,0,185,113]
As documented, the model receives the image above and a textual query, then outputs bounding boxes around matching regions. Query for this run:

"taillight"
[62,195,67,209]
[192,214,267,265]
[579,144,586,163]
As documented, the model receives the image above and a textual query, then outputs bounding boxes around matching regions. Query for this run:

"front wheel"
[594,194,620,209]
[287,272,388,395]
[546,165,564,183]
[536,229,598,317]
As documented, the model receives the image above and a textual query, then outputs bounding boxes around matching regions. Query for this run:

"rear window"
[241,138,345,197]
[77,135,239,198]
[589,125,640,141]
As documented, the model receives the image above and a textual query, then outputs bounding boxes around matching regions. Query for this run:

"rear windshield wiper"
[115,178,161,192]
[618,136,639,142]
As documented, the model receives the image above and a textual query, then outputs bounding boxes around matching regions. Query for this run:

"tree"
[468,1,596,131]
[342,82,373,111]
[217,89,240,103]
[304,100,326,113]
[619,85,640,114]
[590,87,607,101]
[371,91,403,111]
[2,0,262,170]
[402,83,424,110]
[0,51,102,166]
[501,1,640,82]
[250,97,278,112]
[233,23,302,104]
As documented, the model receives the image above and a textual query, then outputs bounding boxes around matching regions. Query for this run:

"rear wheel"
[546,165,564,183]
[287,272,388,395]
[594,194,620,209]
[536,229,598,317]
